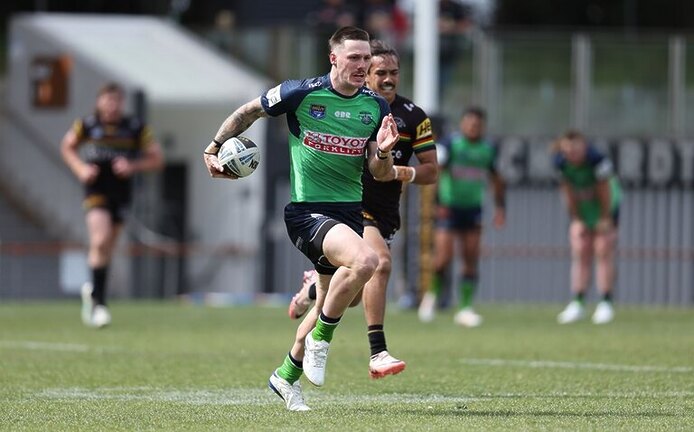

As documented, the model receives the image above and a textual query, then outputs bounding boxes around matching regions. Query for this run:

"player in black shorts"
[61,82,164,328]
[204,27,400,411]
[288,40,439,379]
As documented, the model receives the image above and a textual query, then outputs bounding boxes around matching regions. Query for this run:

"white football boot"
[91,305,111,328]
[557,300,585,324]
[417,291,437,323]
[454,308,483,327]
[268,370,310,411]
[303,332,330,387]
[591,301,614,324]
[368,351,406,379]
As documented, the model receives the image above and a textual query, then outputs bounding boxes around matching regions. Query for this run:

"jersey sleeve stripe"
[413,137,435,148]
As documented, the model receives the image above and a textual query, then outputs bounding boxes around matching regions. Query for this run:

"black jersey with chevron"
[361,94,435,221]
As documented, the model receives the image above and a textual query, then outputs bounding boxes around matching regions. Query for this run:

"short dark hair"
[370,39,399,61]
[559,129,585,141]
[463,106,486,121]
[329,26,370,51]
[551,129,586,153]
[98,82,124,97]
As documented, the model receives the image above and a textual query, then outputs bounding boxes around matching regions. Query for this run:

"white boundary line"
[0,340,118,353]
[460,358,692,373]
[35,387,694,406]
[4,342,689,374]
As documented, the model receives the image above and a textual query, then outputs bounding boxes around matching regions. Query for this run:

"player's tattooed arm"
[205,98,268,155]
[204,97,267,179]
[214,97,268,143]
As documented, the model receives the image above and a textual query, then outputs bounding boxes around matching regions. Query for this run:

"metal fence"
[2,26,693,305]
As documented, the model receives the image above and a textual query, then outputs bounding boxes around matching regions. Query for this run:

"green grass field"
[1,301,692,431]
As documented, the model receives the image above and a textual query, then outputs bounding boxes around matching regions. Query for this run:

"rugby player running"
[203,27,399,411]
[288,40,438,379]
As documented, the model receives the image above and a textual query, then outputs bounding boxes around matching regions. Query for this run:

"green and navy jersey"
[361,94,435,216]
[260,74,390,203]
[437,135,498,209]
[554,145,622,228]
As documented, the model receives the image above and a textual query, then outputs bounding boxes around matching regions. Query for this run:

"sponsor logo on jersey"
[303,130,367,156]
[451,166,487,180]
[574,187,597,201]
[394,116,406,129]
[416,118,432,139]
[404,103,415,112]
[359,111,373,125]
[266,85,282,107]
[334,110,351,119]
[309,104,326,119]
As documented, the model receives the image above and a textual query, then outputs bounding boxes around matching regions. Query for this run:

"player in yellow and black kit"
[287,40,439,379]
[61,82,163,328]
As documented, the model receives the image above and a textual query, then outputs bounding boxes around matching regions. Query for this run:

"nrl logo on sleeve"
[358,111,373,125]
[266,85,281,107]
[309,104,326,119]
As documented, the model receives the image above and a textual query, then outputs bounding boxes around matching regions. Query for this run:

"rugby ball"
[217,136,260,178]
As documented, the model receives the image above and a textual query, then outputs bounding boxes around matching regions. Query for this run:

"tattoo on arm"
[215,98,266,142]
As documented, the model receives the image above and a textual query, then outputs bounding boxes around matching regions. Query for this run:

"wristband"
[393,166,416,183]
[213,139,223,148]
[377,148,389,160]
[205,140,221,155]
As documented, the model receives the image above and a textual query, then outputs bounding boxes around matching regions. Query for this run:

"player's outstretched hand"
[203,152,238,180]
[377,113,399,153]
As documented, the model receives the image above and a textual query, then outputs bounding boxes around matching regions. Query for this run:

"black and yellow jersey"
[72,114,155,165]
[361,94,435,227]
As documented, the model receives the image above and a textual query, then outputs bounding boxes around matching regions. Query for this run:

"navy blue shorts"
[362,209,398,245]
[284,202,363,275]
[435,206,482,232]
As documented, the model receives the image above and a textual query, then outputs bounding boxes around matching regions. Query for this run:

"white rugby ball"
[217,136,260,178]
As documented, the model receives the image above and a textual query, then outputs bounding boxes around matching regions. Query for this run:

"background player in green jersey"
[553,130,621,325]
[418,106,505,327]
[287,40,439,380]
[203,27,399,411]
[61,82,164,328]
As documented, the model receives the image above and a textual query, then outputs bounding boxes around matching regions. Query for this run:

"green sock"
[311,312,340,343]
[574,292,586,305]
[431,271,444,297]
[276,354,302,384]
[459,276,477,309]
